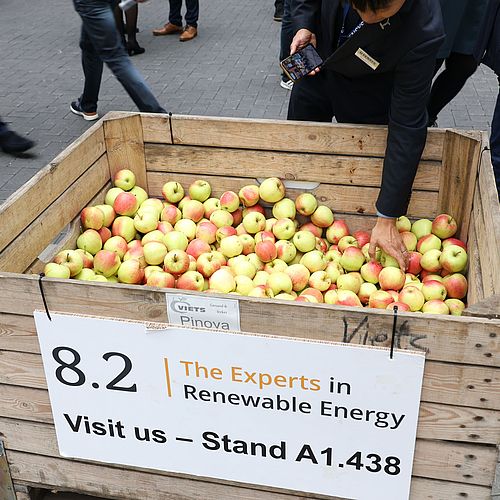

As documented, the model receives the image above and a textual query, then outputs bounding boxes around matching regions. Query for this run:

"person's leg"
[75,0,165,113]
[0,117,35,154]
[490,83,500,200]
[274,0,284,21]
[287,73,333,122]
[427,52,478,124]
[169,0,183,27]
[113,4,126,47]
[184,0,199,27]
[279,0,294,88]
[125,4,145,55]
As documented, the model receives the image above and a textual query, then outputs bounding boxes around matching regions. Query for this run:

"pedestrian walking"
[0,118,34,155]
[475,0,500,199]
[287,0,444,270]
[152,0,199,42]
[71,0,165,121]
[427,0,489,126]
[114,2,145,56]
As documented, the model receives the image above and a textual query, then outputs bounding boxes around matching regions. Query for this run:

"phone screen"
[280,44,324,82]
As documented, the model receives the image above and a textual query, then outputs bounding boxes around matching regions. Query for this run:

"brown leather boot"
[179,25,197,42]
[153,22,183,36]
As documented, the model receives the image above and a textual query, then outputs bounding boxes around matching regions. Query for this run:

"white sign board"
[166,293,240,331]
[35,312,425,500]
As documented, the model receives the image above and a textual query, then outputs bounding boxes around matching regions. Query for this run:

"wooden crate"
[0,112,499,500]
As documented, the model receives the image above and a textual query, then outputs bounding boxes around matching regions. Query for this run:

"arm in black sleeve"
[291,0,321,34]
[375,36,444,217]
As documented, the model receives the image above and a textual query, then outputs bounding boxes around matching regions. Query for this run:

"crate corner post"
[103,112,148,191]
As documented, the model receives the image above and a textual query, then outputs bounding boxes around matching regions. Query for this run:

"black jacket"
[291,0,445,217]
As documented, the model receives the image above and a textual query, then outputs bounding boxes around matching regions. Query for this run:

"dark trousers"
[280,0,294,75]
[169,0,199,28]
[287,72,333,121]
[73,0,165,113]
[491,83,500,199]
[0,119,8,137]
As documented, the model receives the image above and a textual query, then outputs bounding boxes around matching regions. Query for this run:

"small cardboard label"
[166,294,240,331]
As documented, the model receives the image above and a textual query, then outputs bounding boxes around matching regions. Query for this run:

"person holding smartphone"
[287,0,444,271]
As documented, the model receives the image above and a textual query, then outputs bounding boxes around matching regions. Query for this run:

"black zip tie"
[390,305,398,359]
[38,273,52,321]
[168,112,174,144]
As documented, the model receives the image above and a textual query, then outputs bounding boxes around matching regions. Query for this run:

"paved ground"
[0,0,498,204]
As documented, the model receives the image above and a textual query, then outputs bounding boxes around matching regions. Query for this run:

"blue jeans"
[491,83,500,199]
[169,0,199,28]
[73,0,165,113]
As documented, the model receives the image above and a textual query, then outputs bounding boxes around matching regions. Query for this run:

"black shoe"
[273,11,283,21]
[127,40,145,56]
[274,1,283,21]
[0,130,35,154]
[70,100,99,121]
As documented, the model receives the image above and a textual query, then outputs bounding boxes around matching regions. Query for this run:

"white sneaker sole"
[70,104,99,121]
[280,80,294,91]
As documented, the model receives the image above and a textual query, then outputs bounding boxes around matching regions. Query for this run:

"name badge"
[355,48,380,70]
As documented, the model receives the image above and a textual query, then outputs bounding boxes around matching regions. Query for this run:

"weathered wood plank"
[141,112,172,145]
[465,215,484,307]
[1,418,496,488]
[465,295,500,320]
[167,115,445,161]
[0,314,39,354]
[409,476,491,499]
[0,155,110,273]
[1,349,498,410]
[0,273,498,367]
[6,449,339,500]
[438,131,482,242]
[1,383,498,444]
[145,143,441,191]
[0,123,105,255]
[147,172,439,219]
[104,113,148,191]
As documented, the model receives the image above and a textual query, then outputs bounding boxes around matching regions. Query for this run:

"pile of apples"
[44,169,469,315]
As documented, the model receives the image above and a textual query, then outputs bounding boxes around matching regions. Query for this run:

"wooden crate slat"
[412,439,497,486]
[0,274,498,368]
[1,385,498,445]
[465,215,485,307]
[0,123,105,254]
[409,477,491,499]
[437,130,482,241]
[147,171,439,219]
[6,450,320,500]
[0,313,39,354]
[465,295,500,320]
[1,349,498,410]
[1,418,496,489]
[0,155,111,273]
[168,115,445,161]
[141,112,172,144]
[145,143,441,191]
[104,113,148,191]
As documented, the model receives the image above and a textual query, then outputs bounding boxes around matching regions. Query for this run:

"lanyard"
[338,3,365,47]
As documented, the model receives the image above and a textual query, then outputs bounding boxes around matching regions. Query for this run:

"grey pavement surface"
[0,0,498,205]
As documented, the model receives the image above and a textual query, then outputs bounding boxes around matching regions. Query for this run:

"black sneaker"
[0,130,35,154]
[70,100,99,121]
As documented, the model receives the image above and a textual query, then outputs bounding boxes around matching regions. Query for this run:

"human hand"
[368,217,409,272]
[290,30,320,76]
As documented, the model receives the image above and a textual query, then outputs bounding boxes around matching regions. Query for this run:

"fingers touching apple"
[369,218,409,272]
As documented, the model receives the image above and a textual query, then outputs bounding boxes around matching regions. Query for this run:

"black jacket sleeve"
[291,0,321,34]
[375,36,444,217]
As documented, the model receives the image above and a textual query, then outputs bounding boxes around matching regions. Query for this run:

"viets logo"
[170,297,206,314]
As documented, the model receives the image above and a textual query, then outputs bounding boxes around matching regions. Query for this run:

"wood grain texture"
[409,477,491,499]
[166,115,445,161]
[438,131,482,242]
[0,273,499,367]
[0,156,110,273]
[0,418,496,489]
[1,349,498,410]
[465,295,500,320]
[0,314,39,354]
[145,143,441,191]
[141,112,172,144]
[0,123,105,254]
[465,217,484,307]
[147,171,439,219]
[104,113,148,191]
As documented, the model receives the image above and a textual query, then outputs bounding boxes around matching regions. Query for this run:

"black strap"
[38,273,52,321]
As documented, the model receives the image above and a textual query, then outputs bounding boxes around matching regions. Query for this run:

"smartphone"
[280,44,324,82]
